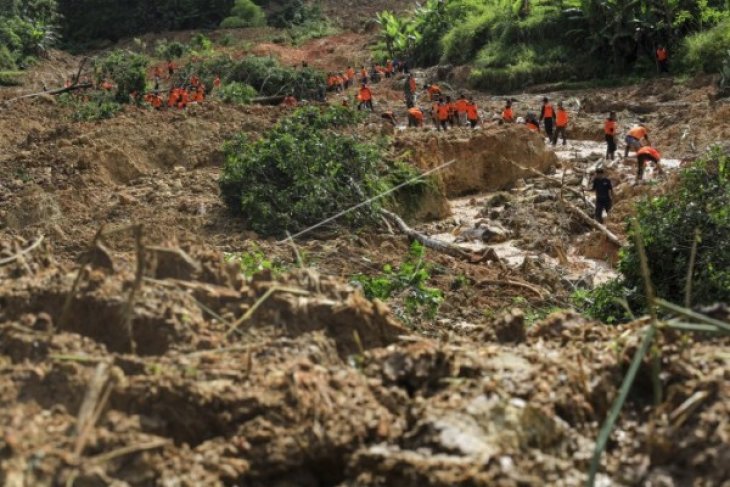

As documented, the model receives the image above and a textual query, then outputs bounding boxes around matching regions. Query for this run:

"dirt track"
[1,27,729,487]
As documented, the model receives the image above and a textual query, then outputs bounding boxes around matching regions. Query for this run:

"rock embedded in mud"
[484,308,526,344]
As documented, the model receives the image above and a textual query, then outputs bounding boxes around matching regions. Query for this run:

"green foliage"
[57,0,234,43]
[220,105,384,237]
[680,19,730,73]
[352,242,444,320]
[575,147,730,323]
[215,55,325,98]
[220,0,266,29]
[572,280,635,324]
[217,81,257,105]
[58,92,123,121]
[155,40,188,60]
[93,50,149,103]
[267,0,322,28]
[225,245,287,278]
[721,49,730,94]
[0,70,24,86]
[0,0,59,69]
[377,0,729,89]
[621,147,730,308]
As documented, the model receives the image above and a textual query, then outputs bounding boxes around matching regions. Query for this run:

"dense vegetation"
[576,147,730,322]
[375,0,730,92]
[0,0,59,73]
[220,106,386,237]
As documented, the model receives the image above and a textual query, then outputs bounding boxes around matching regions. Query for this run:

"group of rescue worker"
[138,62,222,110]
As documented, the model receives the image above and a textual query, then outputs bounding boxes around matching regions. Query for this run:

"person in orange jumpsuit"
[502,100,514,123]
[552,101,569,146]
[466,100,479,128]
[358,83,373,111]
[408,107,424,127]
[636,146,662,180]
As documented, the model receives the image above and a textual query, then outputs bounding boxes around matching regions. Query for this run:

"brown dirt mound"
[395,125,558,197]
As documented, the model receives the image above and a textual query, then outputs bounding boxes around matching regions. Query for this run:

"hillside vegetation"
[374,0,730,91]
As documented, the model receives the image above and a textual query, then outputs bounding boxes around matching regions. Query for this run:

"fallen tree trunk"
[3,83,94,104]
[380,209,473,260]
[561,198,624,247]
[251,95,285,105]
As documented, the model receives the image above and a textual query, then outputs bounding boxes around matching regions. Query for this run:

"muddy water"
[422,139,683,289]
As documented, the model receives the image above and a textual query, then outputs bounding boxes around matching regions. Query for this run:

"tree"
[220,0,266,28]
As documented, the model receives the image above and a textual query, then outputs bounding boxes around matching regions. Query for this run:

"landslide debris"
[0,240,727,486]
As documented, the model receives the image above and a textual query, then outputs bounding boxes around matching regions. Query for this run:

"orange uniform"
[637,146,661,161]
[543,103,554,119]
[408,77,417,93]
[282,95,298,107]
[628,126,648,140]
[359,86,372,101]
[604,119,617,135]
[178,90,189,109]
[466,103,478,121]
[556,108,569,127]
[656,48,668,62]
[427,85,441,100]
[455,98,468,114]
[194,86,205,102]
[347,68,355,80]
[408,107,424,122]
[502,107,514,122]
[526,121,539,132]
[437,103,450,121]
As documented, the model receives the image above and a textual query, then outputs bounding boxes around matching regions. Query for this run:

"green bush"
[217,81,257,105]
[58,92,123,121]
[267,0,321,28]
[0,70,23,86]
[572,280,635,324]
[220,0,266,29]
[93,50,149,103]
[620,147,730,308]
[220,106,384,237]
[680,19,730,73]
[470,61,572,93]
[575,147,730,323]
[155,40,188,60]
[352,241,444,320]
[224,55,325,99]
[0,45,16,70]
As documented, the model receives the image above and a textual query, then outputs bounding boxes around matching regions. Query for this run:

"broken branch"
[561,198,624,247]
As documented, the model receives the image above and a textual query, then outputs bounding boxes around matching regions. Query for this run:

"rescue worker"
[466,99,479,129]
[539,97,555,140]
[404,74,416,108]
[590,168,613,223]
[358,83,373,111]
[426,83,442,101]
[281,94,298,107]
[624,124,650,157]
[167,60,175,78]
[168,87,180,108]
[502,100,514,123]
[455,94,469,126]
[636,146,662,181]
[446,96,457,127]
[360,66,368,84]
[385,60,393,78]
[194,84,205,103]
[552,101,569,146]
[431,98,440,129]
[525,113,540,132]
[408,106,424,127]
[604,112,617,160]
[177,88,189,109]
[346,67,355,89]
[436,98,450,131]
[656,45,669,73]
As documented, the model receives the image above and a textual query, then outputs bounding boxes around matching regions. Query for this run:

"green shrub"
[155,40,188,60]
[220,0,266,29]
[572,280,635,324]
[352,241,444,320]
[620,147,730,309]
[470,61,572,93]
[225,244,287,278]
[575,147,730,323]
[0,44,16,70]
[220,106,384,237]
[680,19,730,73]
[224,55,325,99]
[217,81,257,105]
[0,70,23,86]
[268,0,322,28]
[93,50,149,103]
[58,92,122,121]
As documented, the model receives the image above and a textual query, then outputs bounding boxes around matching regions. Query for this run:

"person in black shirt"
[590,168,613,223]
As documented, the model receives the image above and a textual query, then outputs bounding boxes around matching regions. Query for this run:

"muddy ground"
[1,24,729,487]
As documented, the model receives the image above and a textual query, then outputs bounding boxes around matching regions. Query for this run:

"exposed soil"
[1,24,729,487]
